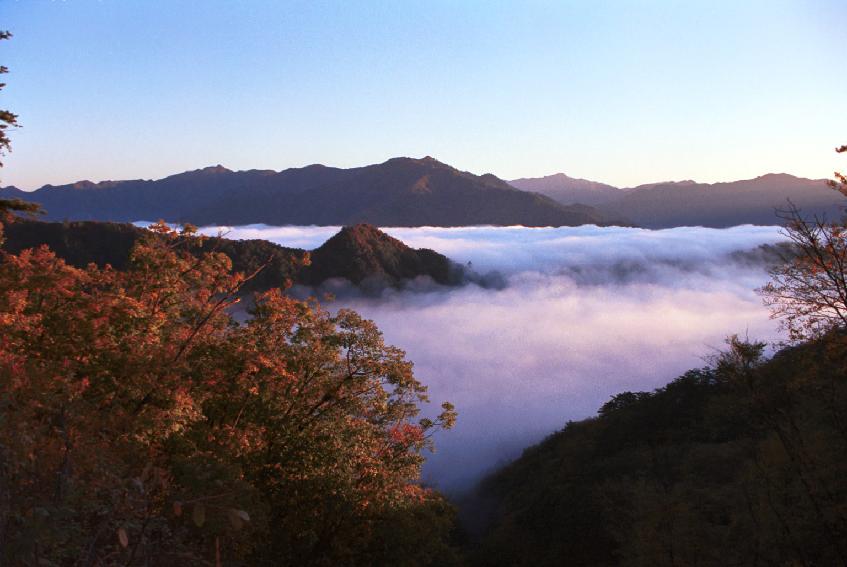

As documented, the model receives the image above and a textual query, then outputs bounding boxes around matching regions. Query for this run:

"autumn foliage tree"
[0,220,457,565]
[759,143,847,341]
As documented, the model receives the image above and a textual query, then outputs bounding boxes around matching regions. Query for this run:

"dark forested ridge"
[469,334,847,566]
[300,223,458,286]
[0,157,621,227]
[1,219,464,291]
[510,172,842,228]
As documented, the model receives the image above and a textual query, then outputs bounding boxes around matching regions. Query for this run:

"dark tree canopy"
[471,334,847,566]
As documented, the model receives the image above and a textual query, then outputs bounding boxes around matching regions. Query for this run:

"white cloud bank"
[203,224,789,493]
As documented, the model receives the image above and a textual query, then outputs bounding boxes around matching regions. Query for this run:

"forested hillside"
[471,154,847,566]
[470,334,847,566]
[1,219,466,291]
[0,212,462,566]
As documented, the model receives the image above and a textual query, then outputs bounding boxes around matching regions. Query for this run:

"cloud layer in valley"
[201,224,789,492]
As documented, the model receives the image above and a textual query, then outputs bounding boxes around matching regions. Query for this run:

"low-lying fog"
[202,224,788,493]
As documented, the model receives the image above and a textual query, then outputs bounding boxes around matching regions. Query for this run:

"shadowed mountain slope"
[599,173,842,228]
[0,158,618,228]
[509,173,623,206]
[470,334,847,566]
[1,219,461,290]
[301,224,456,286]
[509,172,844,227]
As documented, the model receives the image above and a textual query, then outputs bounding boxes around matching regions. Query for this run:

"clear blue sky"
[2,0,845,189]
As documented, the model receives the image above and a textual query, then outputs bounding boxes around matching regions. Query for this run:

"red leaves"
[0,224,455,564]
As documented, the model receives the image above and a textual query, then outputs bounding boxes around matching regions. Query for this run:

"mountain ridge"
[6,159,841,229]
[0,219,463,291]
[509,171,842,227]
[599,173,839,228]
[1,157,620,228]
[509,173,622,206]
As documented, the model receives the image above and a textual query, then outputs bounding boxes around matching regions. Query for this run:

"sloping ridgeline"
[0,157,623,227]
[300,223,457,286]
[1,219,464,291]
[509,172,842,228]
[470,334,847,567]
[597,174,840,229]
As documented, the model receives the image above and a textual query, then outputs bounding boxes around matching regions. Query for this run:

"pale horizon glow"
[2,1,846,189]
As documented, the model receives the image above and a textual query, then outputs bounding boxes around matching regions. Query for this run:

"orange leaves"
[389,423,425,446]
[0,223,455,564]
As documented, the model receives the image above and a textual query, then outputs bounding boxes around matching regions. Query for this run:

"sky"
[1,0,846,189]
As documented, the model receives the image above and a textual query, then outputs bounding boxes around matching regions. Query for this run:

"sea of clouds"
[198,224,789,493]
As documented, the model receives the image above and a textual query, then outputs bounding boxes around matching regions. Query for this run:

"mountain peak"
[382,156,450,169]
[303,224,455,286]
[509,173,622,206]
[756,172,800,181]
[630,179,698,190]
[198,164,232,174]
[15,158,617,227]
[161,164,234,183]
[333,223,392,244]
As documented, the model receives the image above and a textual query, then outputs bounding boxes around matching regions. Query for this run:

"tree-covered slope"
[1,219,462,291]
[301,223,457,286]
[471,335,847,566]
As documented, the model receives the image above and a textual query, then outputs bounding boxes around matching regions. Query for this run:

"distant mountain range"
[509,172,843,228]
[509,173,622,206]
[3,157,841,229]
[0,157,619,228]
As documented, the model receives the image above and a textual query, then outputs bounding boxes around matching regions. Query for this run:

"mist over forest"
[201,224,789,491]
[3,1,846,563]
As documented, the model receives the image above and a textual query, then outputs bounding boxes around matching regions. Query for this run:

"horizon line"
[0,156,828,193]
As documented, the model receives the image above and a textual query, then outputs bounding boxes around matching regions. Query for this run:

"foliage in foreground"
[0,220,458,566]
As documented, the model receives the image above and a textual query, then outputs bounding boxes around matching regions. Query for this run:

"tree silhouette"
[0,30,17,168]
[759,143,847,341]
[0,31,41,243]
[830,144,847,197]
